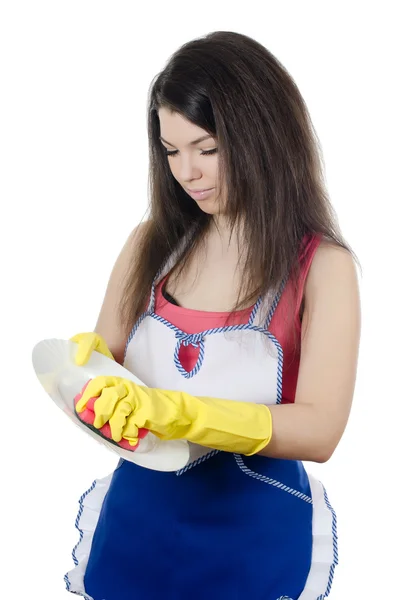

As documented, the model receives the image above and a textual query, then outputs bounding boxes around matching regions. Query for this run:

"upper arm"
[94,222,148,364]
[295,240,361,459]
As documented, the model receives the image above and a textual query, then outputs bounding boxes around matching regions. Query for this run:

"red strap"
[294,233,323,322]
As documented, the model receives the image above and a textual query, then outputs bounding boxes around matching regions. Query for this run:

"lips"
[186,187,215,200]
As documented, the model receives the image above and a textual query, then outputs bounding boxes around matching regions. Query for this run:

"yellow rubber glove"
[75,376,273,456]
[70,332,115,366]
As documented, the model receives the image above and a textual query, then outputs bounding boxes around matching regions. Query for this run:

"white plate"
[31,338,190,472]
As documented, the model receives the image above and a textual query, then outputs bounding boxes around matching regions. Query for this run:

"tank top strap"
[250,232,323,328]
[293,232,323,321]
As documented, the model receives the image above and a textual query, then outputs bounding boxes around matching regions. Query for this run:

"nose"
[177,154,202,181]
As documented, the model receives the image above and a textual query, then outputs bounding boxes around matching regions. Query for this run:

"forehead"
[158,107,214,146]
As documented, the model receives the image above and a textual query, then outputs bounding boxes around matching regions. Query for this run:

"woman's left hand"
[75,376,183,446]
[75,376,142,445]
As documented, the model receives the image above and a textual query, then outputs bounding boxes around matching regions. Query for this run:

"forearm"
[150,390,337,462]
[256,402,336,463]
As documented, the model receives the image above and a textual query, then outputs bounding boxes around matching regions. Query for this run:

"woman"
[64,31,361,600]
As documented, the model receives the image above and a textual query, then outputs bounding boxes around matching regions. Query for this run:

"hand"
[75,376,139,444]
[70,332,115,366]
[75,376,183,446]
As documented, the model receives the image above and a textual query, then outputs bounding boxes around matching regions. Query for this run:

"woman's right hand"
[70,332,115,366]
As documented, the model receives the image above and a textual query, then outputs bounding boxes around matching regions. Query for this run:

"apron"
[64,244,338,600]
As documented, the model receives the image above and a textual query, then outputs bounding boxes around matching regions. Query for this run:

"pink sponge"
[74,379,149,451]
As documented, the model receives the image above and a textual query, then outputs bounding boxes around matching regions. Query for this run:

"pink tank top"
[154,233,322,405]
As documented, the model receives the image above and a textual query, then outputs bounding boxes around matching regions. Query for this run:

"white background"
[1,1,396,598]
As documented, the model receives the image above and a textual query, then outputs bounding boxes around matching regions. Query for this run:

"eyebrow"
[159,134,214,147]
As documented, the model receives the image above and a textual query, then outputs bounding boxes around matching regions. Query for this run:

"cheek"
[206,156,218,179]
[167,160,179,180]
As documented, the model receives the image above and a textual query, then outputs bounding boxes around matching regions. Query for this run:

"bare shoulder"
[94,220,151,362]
[111,220,151,282]
[302,237,361,331]
[121,220,151,259]
[313,236,356,264]
[305,238,360,302]
[129,219,151,245]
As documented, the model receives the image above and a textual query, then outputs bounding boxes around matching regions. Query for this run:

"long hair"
[119,30,360,349]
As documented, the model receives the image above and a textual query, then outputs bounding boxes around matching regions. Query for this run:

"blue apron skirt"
[75,451,335,600]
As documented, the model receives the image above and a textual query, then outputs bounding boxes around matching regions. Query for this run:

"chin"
[194,192,225,215]
[196,202,220,215]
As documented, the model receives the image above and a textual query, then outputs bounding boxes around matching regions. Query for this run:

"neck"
[210,215,244,245]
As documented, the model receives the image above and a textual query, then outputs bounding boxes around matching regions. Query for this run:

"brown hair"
[119,30,360,349]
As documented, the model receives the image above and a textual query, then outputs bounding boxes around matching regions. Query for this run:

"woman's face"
[158,107,223,215]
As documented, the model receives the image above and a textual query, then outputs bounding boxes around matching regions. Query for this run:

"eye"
[165,148,218,158]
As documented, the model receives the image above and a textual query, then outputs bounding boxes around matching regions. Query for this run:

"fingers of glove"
[121,415,140,447]
[75,375,119,413]
[93,384,131,430]
[71,333,115,365]
[126,436,139,448]
[71,333,97,366]
[108,397,136,442]
[98,341,115,361]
